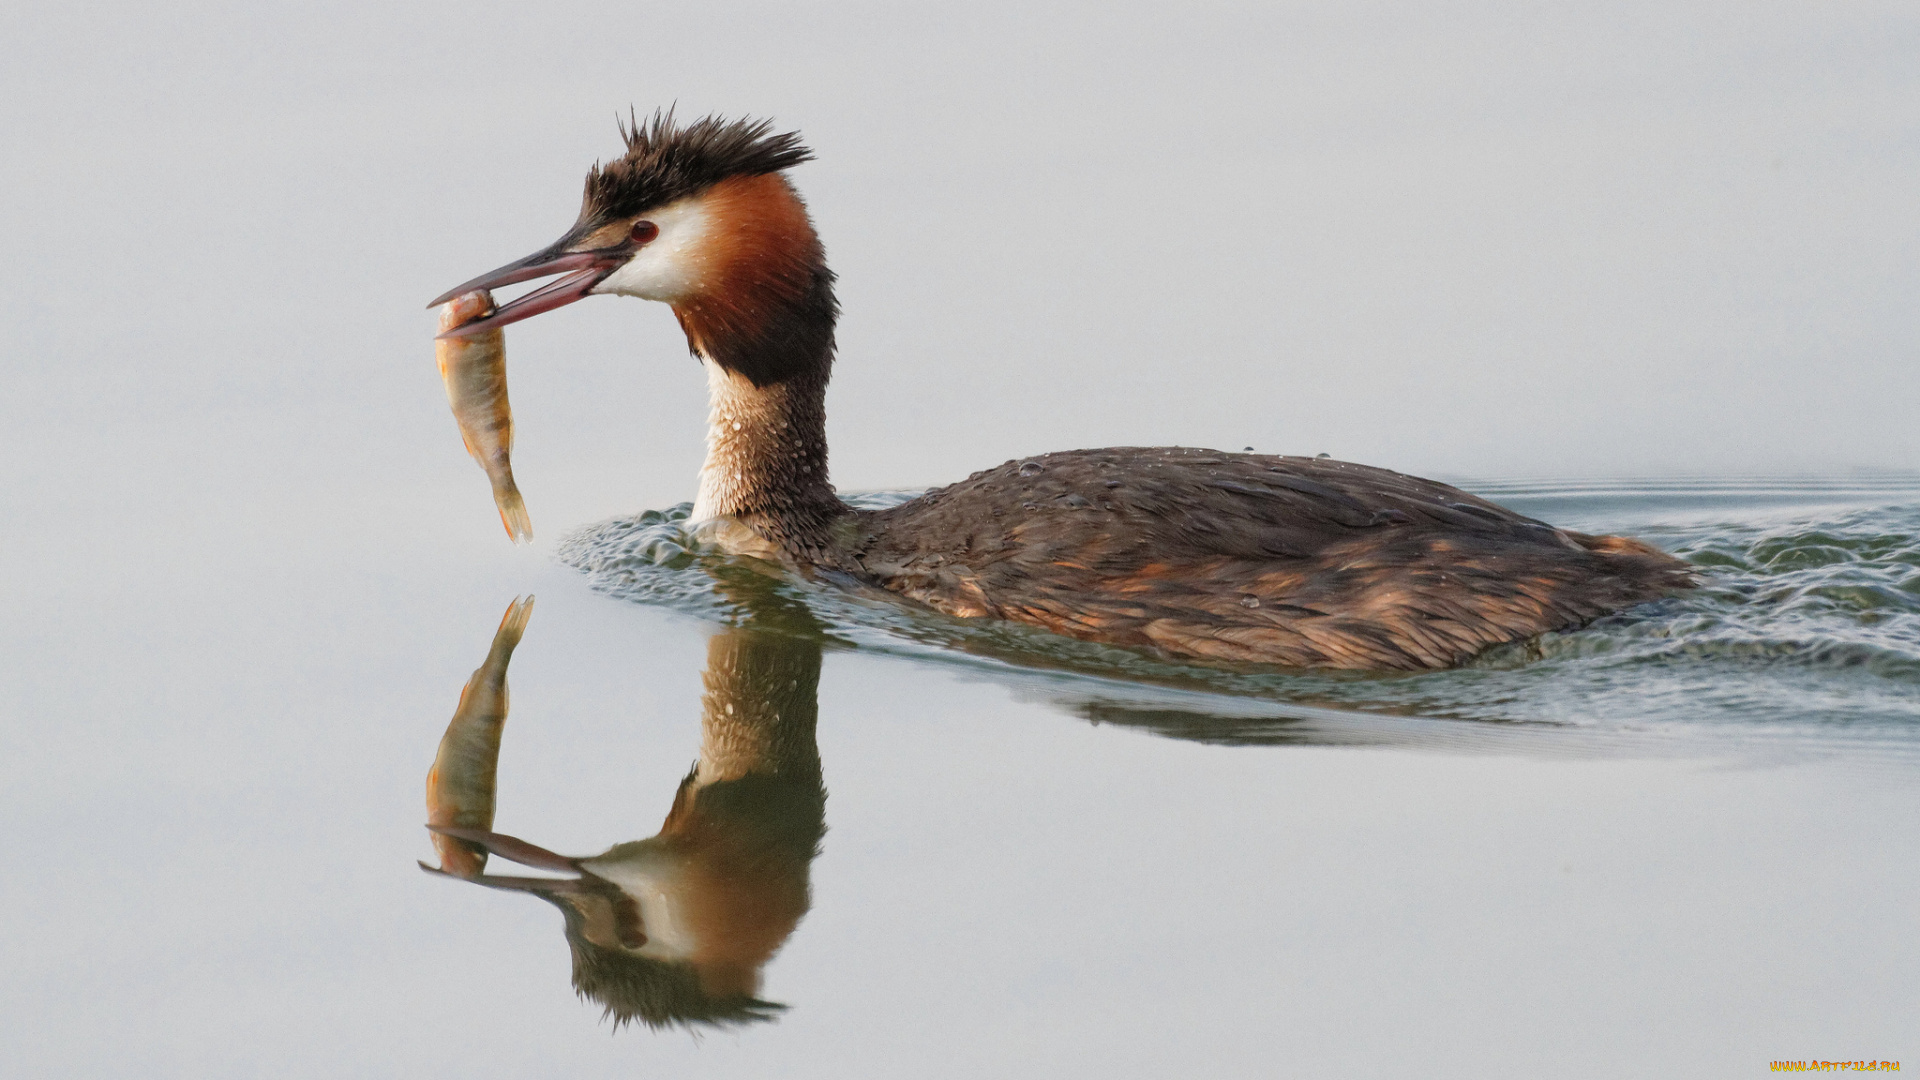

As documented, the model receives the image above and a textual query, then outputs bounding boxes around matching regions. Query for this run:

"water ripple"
[557,476,1920,749]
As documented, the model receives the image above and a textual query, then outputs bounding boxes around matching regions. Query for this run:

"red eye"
[630,220,659,244]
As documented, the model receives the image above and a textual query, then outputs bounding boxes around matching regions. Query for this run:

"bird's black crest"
[578,110,814,225]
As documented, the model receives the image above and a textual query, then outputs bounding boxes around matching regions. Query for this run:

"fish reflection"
[424,595,533,877]
[420,596,825,1030]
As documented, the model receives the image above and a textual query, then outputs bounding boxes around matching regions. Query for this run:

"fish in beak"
[428,233,634,340]
[427,824,582,872]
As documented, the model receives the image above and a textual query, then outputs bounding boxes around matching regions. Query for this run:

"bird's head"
[431,111,836,386]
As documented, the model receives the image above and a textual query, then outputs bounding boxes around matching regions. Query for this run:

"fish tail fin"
[494,481,534,544]
[493,594,536,651]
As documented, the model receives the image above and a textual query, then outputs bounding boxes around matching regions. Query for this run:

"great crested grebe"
[423,598,824,1029]
[431,113,1693,671]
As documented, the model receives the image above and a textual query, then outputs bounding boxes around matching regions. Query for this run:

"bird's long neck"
[672,174,848,562]
[692,627,824,788]
[690,356,841,547]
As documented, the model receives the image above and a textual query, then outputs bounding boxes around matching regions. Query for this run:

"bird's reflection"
[420,592,826,1030]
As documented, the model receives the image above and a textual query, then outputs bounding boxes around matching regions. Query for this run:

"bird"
[430,112,1694,671]
[423,607,827,1030]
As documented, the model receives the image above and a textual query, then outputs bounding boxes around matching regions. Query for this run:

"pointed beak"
[420,857,599,899]
[428,237,630,339]
[427,824,582,871]
[418,861,588,896]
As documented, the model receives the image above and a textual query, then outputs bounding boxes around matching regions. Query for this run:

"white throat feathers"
[690,356,836,533]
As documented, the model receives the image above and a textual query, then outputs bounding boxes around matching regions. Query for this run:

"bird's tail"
[1570,531,1697,590]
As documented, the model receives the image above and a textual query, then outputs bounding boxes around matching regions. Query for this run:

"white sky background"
[5,1,1919,530]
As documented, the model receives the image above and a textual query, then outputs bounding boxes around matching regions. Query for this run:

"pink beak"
[428,239,632,339]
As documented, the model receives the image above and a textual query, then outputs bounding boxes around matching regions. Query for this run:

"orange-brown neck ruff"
[670,173,837,389]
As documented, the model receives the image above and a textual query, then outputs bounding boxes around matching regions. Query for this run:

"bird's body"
[848,448,1688,669]
[432,113,1693,670]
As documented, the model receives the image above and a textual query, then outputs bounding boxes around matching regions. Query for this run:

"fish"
[425,594,535,877]
[436,289,532,543]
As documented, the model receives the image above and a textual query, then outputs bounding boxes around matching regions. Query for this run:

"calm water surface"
[7,474,1918,1077]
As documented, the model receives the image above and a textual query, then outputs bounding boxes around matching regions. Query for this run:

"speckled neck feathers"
[672,175,847,560]
[692,357,841,547]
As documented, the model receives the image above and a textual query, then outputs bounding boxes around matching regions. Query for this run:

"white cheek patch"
[582,847,701,962]
[592,196,713,302]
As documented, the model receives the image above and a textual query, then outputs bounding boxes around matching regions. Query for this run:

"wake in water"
[556,477,1920,749]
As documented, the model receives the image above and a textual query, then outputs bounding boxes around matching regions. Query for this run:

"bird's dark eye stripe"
[631,220,659,243]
